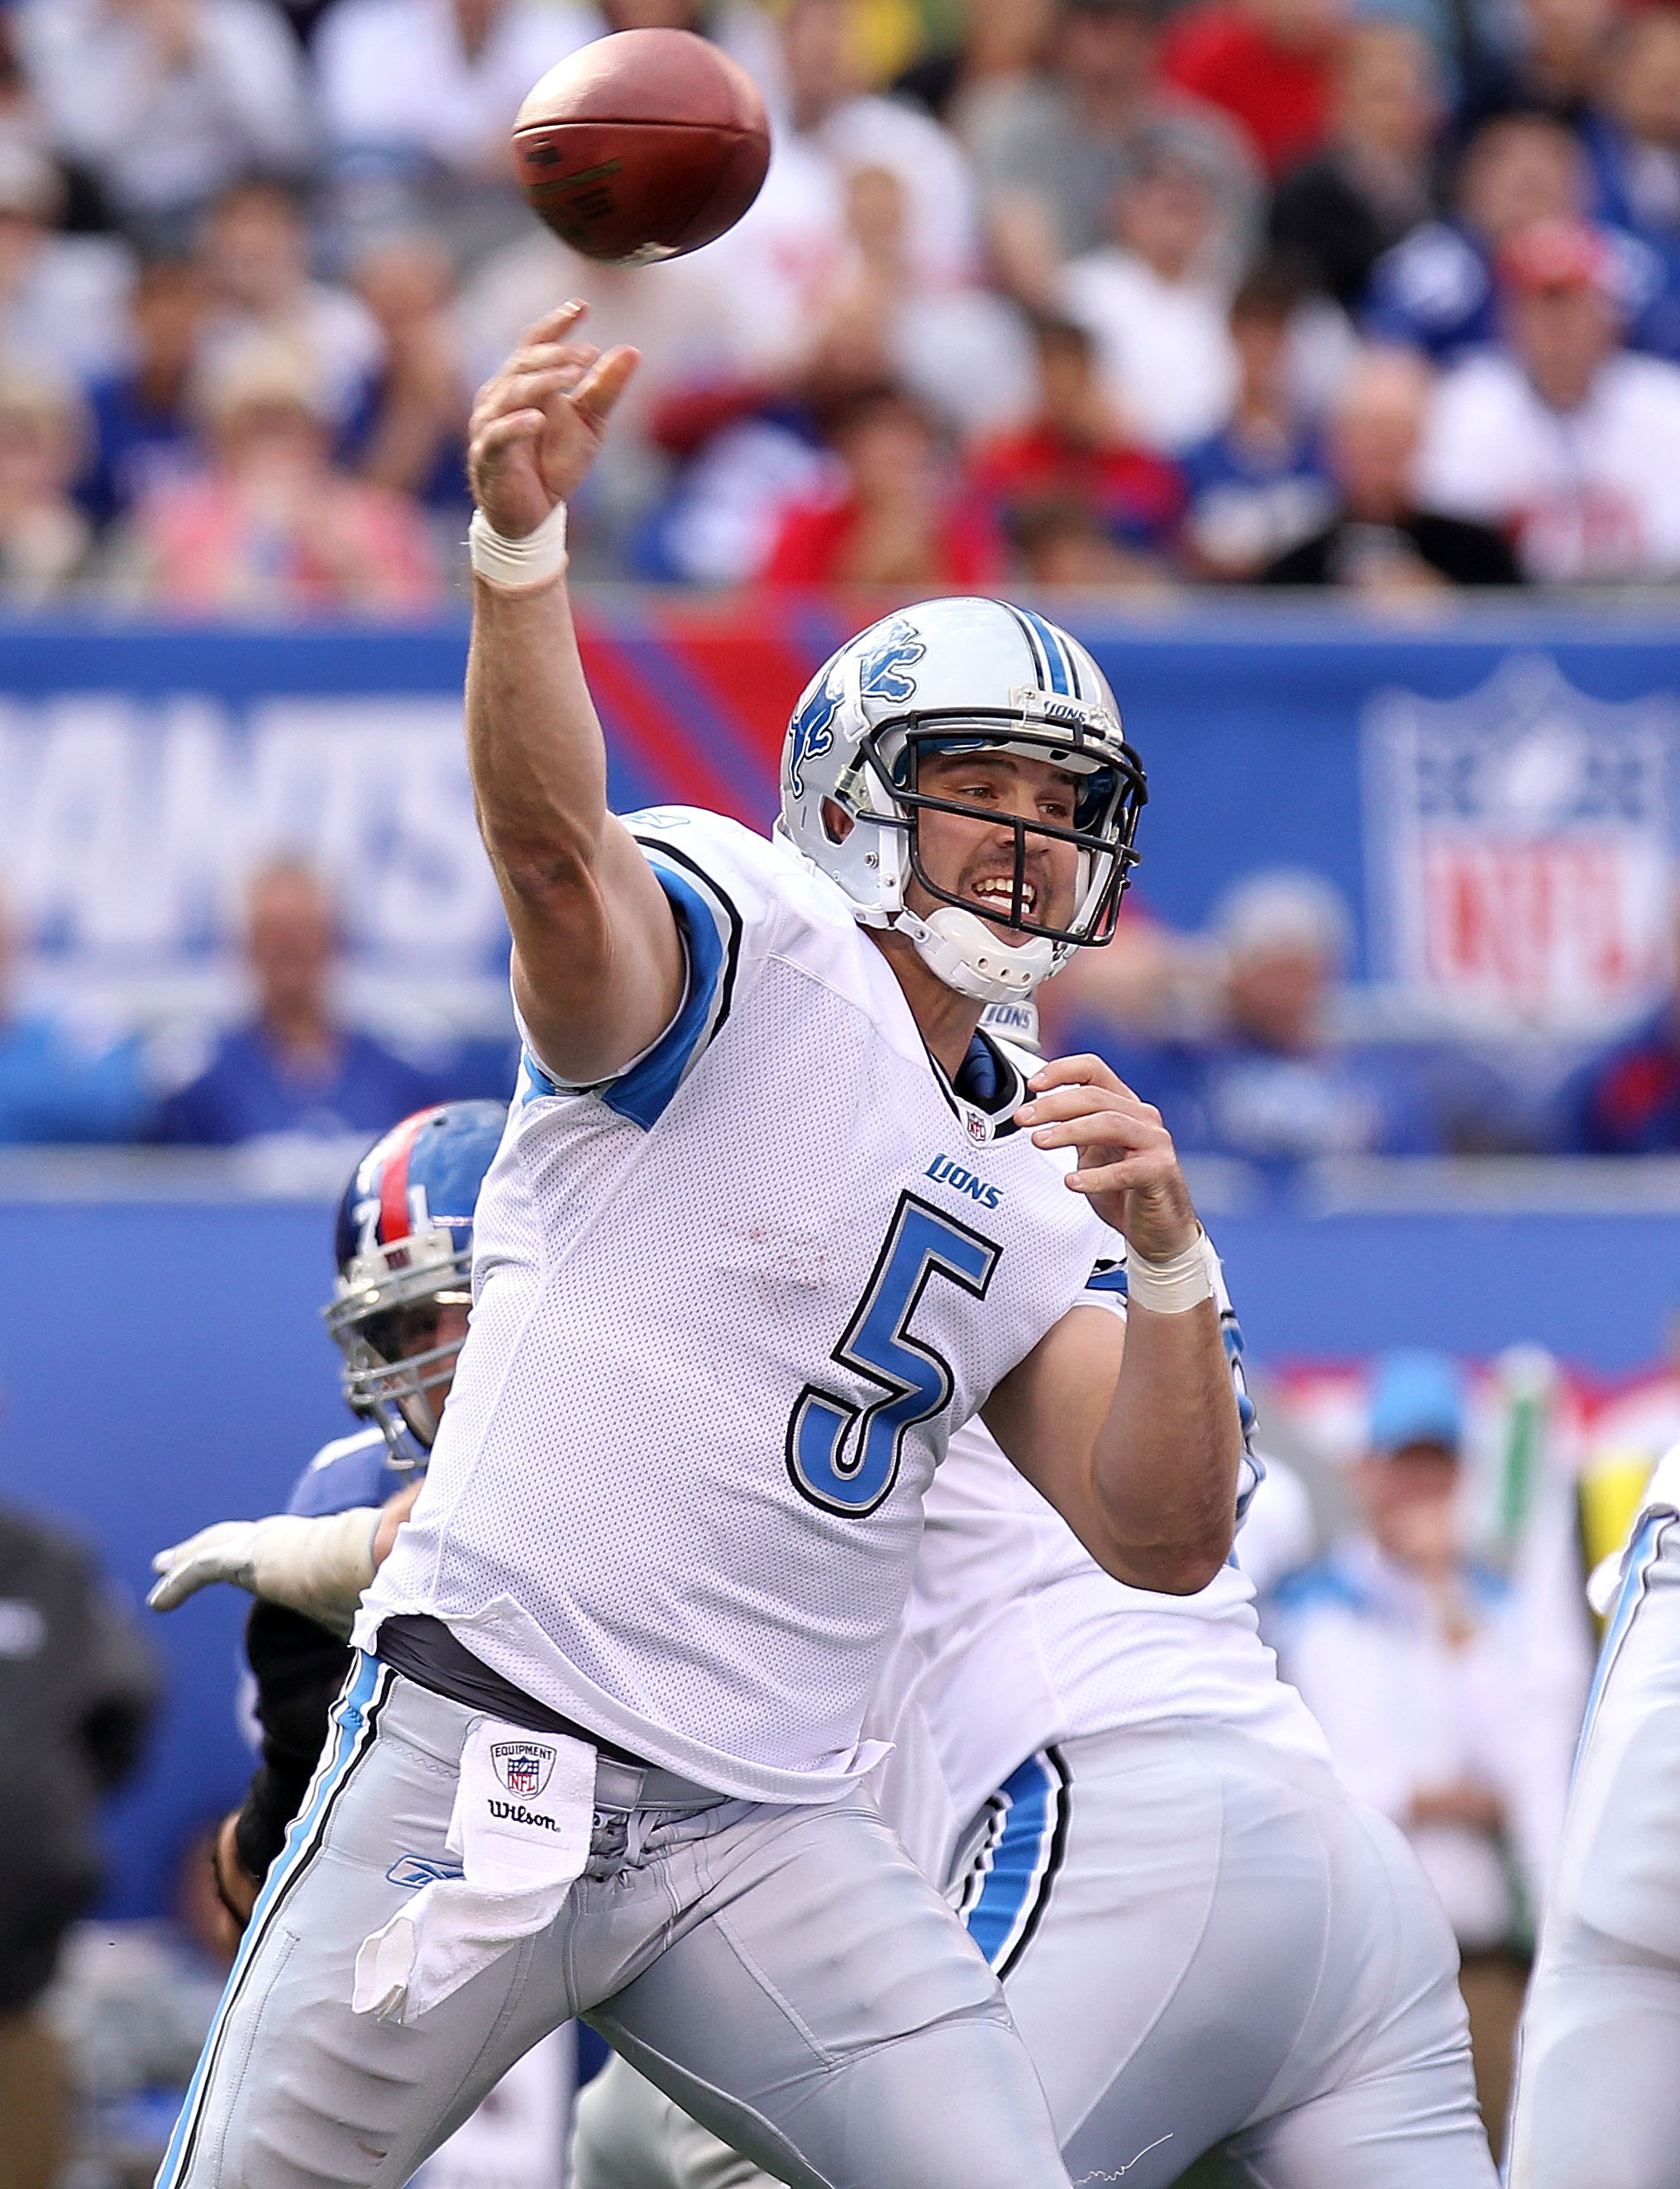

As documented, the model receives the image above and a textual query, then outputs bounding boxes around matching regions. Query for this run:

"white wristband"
[468,501,569,591]
[1125,1229,1217,1314]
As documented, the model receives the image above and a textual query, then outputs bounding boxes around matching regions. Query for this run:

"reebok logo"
[926,1154,1001,1210]
[487,1799,558,1830]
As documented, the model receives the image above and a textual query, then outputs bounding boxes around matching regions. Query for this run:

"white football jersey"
[871,1407,1332,1883]
[356,808,1114,1803]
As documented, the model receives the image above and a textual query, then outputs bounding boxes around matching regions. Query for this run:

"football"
[512,28,771,266]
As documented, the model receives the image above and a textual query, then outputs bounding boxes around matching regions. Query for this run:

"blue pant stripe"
[961,1749,1066,1975]
[155,1652,388,2189]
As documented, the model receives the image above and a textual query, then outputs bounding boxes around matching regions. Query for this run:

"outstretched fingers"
[570,343,641,425]
[520,298,590,346]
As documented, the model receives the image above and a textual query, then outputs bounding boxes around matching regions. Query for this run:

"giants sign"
[1364,656,1679,1036]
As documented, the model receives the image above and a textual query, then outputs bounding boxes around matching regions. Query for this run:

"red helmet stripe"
[377,1109,433,1244]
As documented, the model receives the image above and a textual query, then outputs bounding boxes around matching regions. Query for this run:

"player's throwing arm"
[465,304,682,1085]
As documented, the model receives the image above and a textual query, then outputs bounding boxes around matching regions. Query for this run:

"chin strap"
[890,904,1059,1004]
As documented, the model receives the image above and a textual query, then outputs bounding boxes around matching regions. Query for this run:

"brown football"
[512,29,771,266]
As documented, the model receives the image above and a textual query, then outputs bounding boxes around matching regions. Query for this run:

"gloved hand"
[148,1509,381,1636]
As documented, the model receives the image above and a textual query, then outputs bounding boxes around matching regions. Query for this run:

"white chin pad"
[904,905,1057,1004]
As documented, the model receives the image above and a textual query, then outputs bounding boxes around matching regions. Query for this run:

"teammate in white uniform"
[155,307,1246,2189]
[572,1290,1497,2189]
[1506,1441,1680,2188]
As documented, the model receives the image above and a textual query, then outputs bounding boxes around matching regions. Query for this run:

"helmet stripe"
[377,1109,432,1244]
[1019,608,1072,698]
[1001,602,1050,691]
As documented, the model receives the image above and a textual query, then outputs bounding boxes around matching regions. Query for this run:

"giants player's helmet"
[324,1100,507,1462]
[777,597,1146,1004]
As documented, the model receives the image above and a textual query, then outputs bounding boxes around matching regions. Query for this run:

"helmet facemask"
[325,1231,472,1465]
[832,705,1145,987]
[779,600,1148,1006]
[884,718,1143,948]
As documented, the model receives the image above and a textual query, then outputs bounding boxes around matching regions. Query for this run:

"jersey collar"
[928,1028,1024,1146]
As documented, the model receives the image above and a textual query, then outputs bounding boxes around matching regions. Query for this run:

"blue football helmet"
[324,1100,507,1463]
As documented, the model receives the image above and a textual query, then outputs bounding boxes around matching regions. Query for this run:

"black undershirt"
[377,1614,649,1766]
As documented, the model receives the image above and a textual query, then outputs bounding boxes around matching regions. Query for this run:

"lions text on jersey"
[356,809,1117,1802]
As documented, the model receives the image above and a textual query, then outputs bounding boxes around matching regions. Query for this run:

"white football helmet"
[777,597,1145,1004]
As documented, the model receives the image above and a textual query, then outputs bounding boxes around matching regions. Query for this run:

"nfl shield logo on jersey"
[491,1741,556,1797]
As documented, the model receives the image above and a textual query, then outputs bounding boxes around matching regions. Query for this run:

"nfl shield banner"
[1363,656,1680,1037]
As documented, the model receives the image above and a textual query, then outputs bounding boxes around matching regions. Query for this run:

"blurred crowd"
[0,0,1678,608]
[12,848,1680,1155]
[1046,864,1680,1159]
[0,860,516,1148]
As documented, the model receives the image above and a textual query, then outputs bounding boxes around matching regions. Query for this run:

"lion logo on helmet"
[786,621,926,801]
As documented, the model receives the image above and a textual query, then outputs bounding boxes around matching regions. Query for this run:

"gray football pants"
[573,1720,1496,2189]
[1507,1510,1680,2189]
[155,1658,1071,2189]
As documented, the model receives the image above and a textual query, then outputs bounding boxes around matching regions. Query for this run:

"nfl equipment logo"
[491,1741,556,1797]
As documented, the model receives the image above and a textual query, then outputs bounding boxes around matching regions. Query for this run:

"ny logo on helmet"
[786,621,926,801]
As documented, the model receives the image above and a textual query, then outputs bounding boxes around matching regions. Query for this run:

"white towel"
[354,1716,595,2024]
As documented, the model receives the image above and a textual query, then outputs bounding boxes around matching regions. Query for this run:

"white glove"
[148,1509,381,1636]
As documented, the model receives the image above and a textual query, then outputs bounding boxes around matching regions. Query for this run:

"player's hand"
[372,1480,423,1568]
[149,1519,265,1610]
[468,301,639,535]
[1015,1055,1199,1260]
[148,1509,380,1635]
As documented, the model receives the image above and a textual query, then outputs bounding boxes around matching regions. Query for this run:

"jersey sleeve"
[1081,1232,1262,1520]
[516,808,798,1133]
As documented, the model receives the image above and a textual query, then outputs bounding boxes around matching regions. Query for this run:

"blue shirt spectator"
[0,1012,151,1142]
[1176,257,1335,580]
[1558,1006,1680,1154]
[1578,15,1680,256]
[1067,870,1526,1166]
[1179,426,1333,580]
[79,256,210,531]
[154,860,441,1147]
[154,1024,440,1147]
[1110,1028,1463,1162]
[1363,113,1680,365]
[0,890,153,1142]
[334,236,471,523]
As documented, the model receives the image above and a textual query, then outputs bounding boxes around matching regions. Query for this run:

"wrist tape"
[468,501,569,591]
[1125,1228,1217,1314]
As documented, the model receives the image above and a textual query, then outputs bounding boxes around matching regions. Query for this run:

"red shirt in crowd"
[1158,4,1334,177]
[966,425,1187,553]
[762,490,1004,587]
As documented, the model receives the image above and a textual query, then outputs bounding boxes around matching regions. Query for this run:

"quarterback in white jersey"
[1506,1443,1680,2188]
[157,306,1244,2189]
[574,1293,1498,2189]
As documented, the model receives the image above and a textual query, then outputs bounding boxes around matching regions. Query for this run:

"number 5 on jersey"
[786,1192,1001,1518]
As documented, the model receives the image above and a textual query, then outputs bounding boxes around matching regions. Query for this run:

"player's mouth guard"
[353,1717,596,2024]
